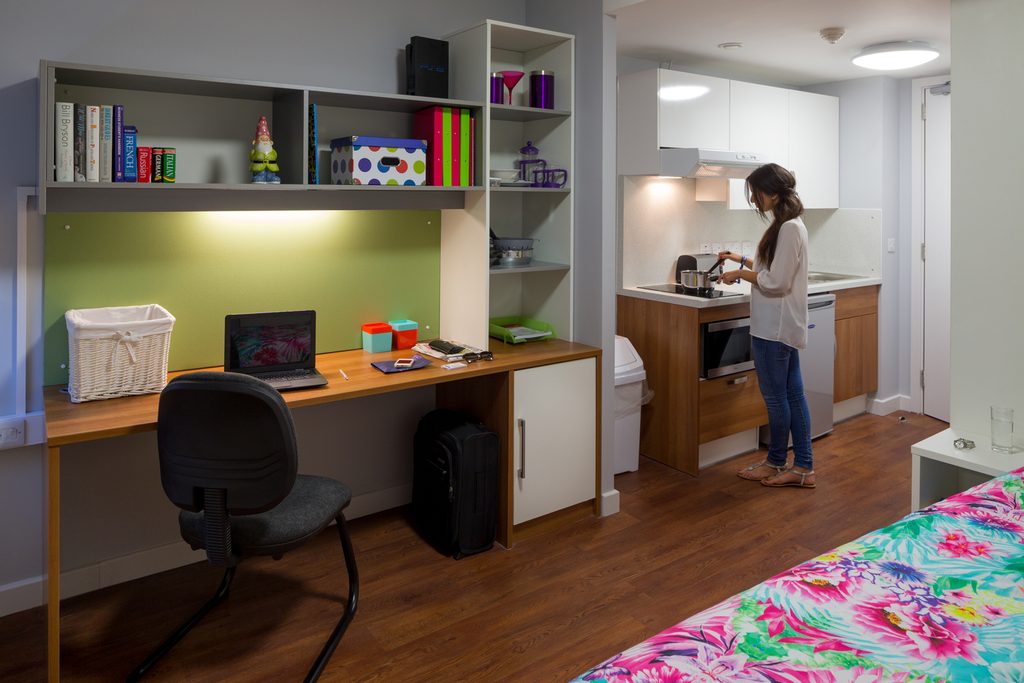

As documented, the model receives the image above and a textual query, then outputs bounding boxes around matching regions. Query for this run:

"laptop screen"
[224,310,316,374]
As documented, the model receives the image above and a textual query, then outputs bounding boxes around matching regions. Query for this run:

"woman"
[718,163,815,488]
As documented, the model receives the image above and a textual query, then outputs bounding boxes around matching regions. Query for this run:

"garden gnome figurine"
[249,115,281,184]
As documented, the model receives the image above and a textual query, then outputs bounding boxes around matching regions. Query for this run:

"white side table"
[911,427,1024,510]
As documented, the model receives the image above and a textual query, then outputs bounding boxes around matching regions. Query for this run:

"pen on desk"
[339,369,350,381]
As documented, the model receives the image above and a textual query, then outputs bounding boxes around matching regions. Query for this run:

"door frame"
[909,74,951,415]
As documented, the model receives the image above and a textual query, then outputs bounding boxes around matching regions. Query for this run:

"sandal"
[737,460,787,481]
[762,468,816,488]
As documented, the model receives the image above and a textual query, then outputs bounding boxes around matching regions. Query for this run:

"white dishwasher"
[759,292,836,445]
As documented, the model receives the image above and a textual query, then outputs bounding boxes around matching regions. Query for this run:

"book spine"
[442,107,452,186]
[469,114,475,187]
[54,102,74,182]
[123,125,137,182]
[307,103,318,184]
[99,105,113,182]
[136,146,151,183]
[450,107,461,186]
[85,105,100,182]
[459,108,470,187]
[73,104,86,181]
[113,105,124,182]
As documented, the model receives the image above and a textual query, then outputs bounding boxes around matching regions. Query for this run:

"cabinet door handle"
[728,375,749,385]
[517,417,527,479]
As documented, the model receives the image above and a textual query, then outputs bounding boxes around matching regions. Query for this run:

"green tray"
[488,316,556,344]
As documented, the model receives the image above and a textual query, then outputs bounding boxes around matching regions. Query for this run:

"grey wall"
[0,0,530,602]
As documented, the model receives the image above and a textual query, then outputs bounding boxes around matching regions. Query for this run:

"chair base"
[126,515,359,683]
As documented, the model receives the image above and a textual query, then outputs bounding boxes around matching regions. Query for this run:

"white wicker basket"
[65,304,176,403]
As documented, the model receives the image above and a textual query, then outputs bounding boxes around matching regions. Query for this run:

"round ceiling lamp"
[852,41,939,70]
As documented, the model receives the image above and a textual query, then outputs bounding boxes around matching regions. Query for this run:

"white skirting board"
[601,488,620,516]
[0,483,412,617]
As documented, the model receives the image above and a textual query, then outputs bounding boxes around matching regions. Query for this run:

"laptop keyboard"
[259,370,316,382]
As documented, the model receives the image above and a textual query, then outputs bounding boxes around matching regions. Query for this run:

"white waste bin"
[613,335,648,474]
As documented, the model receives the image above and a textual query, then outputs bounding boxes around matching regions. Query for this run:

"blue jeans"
[751,337,813,470]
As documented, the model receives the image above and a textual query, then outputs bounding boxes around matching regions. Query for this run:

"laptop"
[224,310,328,391]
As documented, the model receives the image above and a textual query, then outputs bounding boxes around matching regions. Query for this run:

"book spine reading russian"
[123,125,137,182]
[54,102,74,182]
[73,103,86,181]
[85,105,100,182]
[113,104,124,182]
[136,146,151,183]
[99,105,113,182]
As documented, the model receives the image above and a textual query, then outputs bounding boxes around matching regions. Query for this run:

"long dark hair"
[746,163,803,269]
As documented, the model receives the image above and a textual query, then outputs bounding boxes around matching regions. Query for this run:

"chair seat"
[180,475,352,558]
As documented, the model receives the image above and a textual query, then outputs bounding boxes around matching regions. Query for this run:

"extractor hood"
[657,148,763,179]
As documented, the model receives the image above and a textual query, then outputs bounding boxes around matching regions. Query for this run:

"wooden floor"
[0,411,946,682]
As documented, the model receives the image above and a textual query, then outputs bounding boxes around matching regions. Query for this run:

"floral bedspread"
[574,468,1024,682]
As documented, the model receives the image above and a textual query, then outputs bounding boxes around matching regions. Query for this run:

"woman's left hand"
[720,270,742,285]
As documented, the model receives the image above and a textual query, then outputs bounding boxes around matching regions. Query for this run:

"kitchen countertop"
[619,275,882,308]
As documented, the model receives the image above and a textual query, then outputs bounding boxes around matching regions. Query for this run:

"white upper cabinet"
[788,89,839,209]
[727,80,790,207]
[618,68,729,175]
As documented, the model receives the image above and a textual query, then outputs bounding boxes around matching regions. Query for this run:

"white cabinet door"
[788,90,839,209]
[513,357,596,525]
[728,81,790,207]
[657,69,730,151]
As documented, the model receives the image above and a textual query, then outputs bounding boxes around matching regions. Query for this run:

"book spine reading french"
[54,102,74,182]
[113,104,124,182]
[85,105,100,182]
[73,103,86,181]
[123,125,137,182]
[99,105,113,182]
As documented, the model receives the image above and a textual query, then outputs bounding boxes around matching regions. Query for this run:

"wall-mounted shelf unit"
[37,61,485,214]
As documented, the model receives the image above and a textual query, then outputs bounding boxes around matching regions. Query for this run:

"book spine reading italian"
[85,105,100,182]
[123,125,138,182]
[162,147,176,183]
[73,103,86,181]
[54,102,73,182]
[99,105,113,182]
[113,104,124,182]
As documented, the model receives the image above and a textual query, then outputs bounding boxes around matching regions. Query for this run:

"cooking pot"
[677,270,720,289]
[491,237,535,266]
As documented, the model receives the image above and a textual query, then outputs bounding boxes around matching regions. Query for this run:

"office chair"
[127,371,359,682]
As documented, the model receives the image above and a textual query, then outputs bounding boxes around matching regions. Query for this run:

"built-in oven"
[700,317,754,379]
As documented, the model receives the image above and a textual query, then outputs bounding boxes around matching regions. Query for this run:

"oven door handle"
[704,318,751,333]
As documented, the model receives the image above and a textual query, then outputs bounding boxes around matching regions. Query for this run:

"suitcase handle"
[517,417,527,479]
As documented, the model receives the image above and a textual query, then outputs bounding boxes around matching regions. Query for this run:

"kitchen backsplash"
[621,176,881,286]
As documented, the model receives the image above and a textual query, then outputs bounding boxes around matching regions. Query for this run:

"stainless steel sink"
[807,271,858,283]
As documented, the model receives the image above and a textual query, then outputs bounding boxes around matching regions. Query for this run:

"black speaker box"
[406,36,449,99]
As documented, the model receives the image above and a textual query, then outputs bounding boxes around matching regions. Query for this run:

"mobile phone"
[394,358,415,368]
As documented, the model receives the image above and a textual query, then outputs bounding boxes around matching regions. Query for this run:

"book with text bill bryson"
[54,102,73,182]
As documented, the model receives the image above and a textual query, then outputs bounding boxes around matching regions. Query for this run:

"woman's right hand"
[718,250,742,264]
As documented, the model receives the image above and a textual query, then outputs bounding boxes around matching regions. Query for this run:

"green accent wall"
[44,210,441,386]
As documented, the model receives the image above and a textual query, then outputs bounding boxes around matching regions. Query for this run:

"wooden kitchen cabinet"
[833,286,879,402]
[698,370,768,443]
[512,357,597,525]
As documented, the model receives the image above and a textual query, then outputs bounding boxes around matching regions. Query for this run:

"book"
[136,147,151,183]
[411,340,483,362]
[450,106,460,186]
[307,104,319,184]
[85,105,100,182]
[54,102,74,182]
[73,104,86,181]
[99,105,113,182]
[459,107,470,186]
[113,104,124,182]
[412,105,445,186]
[123,125,138,182]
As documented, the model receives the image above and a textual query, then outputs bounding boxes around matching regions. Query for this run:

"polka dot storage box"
[330,136,427,185]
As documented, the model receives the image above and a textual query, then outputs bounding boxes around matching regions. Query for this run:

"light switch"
[887,238,896,253]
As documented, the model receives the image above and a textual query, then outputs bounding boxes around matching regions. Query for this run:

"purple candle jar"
[529,70,554,109]
[490,72,504,105]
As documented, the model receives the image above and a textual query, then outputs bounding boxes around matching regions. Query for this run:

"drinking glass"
[500,70,524,105]
[991,406,1015,453]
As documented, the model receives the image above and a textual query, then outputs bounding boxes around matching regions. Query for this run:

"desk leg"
[47,445,60,683]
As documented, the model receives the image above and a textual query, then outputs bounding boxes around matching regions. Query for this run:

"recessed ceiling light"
[852,41,939,70]
[658,85,710,101]
[717,42,742,50]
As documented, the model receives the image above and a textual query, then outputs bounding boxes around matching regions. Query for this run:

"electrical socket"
[710,242,722,255]
[699,243,711,254]
[0,418,26,450]
[887,238,896,253]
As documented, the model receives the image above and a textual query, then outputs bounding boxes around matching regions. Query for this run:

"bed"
[573,467,1024,682]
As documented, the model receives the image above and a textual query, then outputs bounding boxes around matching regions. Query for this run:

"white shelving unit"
[448,20,575,342]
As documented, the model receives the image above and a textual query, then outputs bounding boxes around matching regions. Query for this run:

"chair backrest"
[157,371,298,515]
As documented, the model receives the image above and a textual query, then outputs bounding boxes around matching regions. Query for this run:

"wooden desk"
[43,339,601,682]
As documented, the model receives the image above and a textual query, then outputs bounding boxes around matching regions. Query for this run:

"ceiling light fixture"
[658,85,710,101]
[819,27,846,44]
[852,41,939,71]
[717,42,742,50]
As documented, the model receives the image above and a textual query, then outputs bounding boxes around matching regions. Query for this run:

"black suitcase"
[412,409,498,559]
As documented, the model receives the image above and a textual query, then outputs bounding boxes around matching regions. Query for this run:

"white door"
[923,84,951,421]
[512,358,596,525]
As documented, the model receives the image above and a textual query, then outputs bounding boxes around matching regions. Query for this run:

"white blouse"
[749,218,809,349]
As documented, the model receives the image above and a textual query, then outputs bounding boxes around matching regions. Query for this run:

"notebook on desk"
[224,310,328,391]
